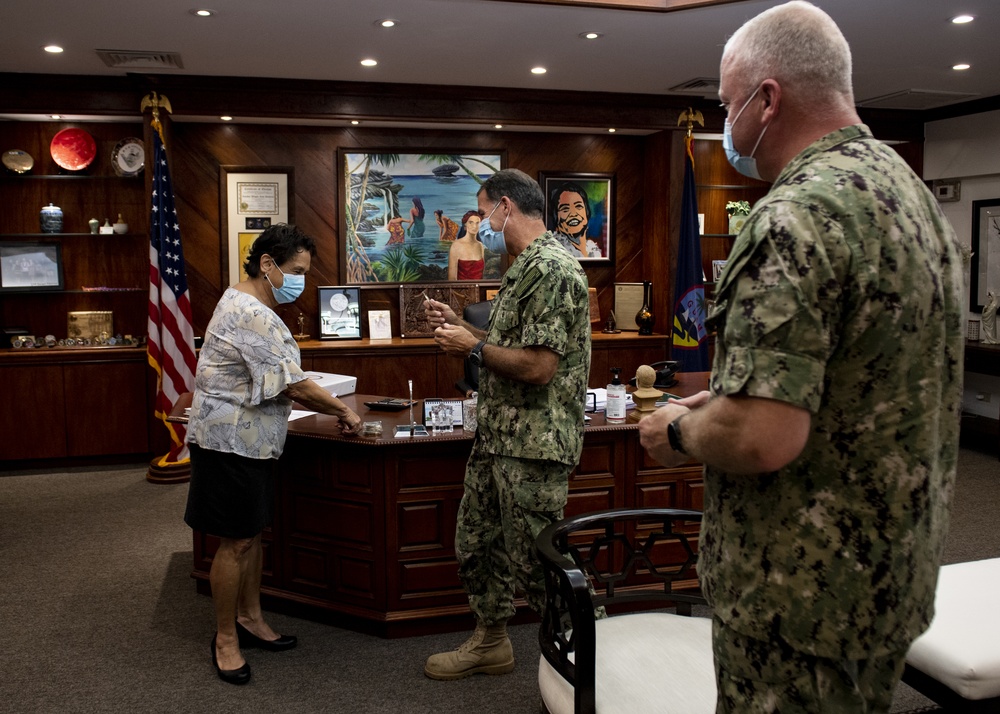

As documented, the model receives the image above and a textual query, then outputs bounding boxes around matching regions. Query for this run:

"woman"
[184,223,362,685]
[434,209,460,242]
[447,210,485,280]
[407,197,426,238]
[386,214,411,246]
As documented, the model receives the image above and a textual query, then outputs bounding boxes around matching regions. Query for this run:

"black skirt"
[184,442,275,539]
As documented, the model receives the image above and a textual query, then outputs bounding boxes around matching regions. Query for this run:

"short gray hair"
[478,169,545,220]
[723,0,854,105]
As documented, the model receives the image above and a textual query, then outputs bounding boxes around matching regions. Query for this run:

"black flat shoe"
[211,634,252,685]
[236,620,298,652]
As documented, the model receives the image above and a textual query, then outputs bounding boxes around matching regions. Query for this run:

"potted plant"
[726,200,751,234]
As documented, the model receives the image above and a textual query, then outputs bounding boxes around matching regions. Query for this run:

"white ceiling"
[1,0,997,114]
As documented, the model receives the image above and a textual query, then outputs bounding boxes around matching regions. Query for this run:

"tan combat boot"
[423,621,515,680]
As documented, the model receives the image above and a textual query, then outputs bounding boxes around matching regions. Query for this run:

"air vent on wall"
[857,89,978,110]
[668,77,720,94]
[96,49,184,70]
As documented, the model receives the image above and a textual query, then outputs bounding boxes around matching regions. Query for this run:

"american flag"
[147,126,197,465]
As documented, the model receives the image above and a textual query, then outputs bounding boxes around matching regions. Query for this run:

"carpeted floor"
[0,446,996,713]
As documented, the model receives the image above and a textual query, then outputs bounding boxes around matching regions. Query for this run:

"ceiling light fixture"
[220,115,233,121]
[494,124,504,129]
[952,63,971,70]
[351,120,360,125]
[579,32,602,40]
[950,14,974,24]
[190,9,215,17]
[531,67,547,75]
[378,19,396,28]
[361,58,378,67]
[43,45,64,54]
[608,128,616,133]
[50,115,62,119]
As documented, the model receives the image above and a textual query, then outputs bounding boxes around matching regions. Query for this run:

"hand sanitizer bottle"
[605,367,626,424]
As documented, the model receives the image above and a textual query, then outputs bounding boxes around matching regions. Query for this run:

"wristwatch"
[667,414,687,455]
[468,340,487,368]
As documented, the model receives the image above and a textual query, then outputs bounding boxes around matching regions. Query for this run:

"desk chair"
[536,508,716,714]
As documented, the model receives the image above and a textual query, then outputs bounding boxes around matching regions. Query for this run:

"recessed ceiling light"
[220,115,233,121]
[531,67,547,75]
[951,14,974,24]
[191,9,215,17]
[43,45,64,54]
[608,128,616,133]
[579,32,603,40]
[351,120,360,125]
[50,115,62,119]
[378,19,396,28]
[494,124,504,129]
[361,58,378,67]
[953,63,971,71]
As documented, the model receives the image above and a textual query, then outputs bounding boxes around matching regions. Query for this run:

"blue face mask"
[478,199,509,254]
[265,265,306,304]
[722,85,769,181]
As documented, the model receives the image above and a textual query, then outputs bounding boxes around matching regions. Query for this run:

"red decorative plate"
[50,128,97,171]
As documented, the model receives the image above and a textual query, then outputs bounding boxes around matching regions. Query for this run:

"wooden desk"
[178,372,710,637]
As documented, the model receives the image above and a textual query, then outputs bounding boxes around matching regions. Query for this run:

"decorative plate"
[2,149,34,174]
[111,137,144,177]
[330,293,350,312]
[50,128,97,171]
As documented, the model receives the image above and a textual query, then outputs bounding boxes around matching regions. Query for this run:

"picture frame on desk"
[539,171,615,264]
[0,241,63,292]
[338,149,505,284]
[970,198,1000,313]
[220,166,293,286]
[317,286,361,340]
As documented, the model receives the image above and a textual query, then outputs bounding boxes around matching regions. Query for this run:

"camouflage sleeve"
[716,203,846,412]
[516,260,581,357]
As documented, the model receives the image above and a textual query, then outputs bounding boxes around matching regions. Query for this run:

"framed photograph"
[368,310,392,340]
[422,398,464,427]
[399,283,480,338]
[712,260,728,283]
[317,286,361,340]
[539,171,615,264]
[970,198,1000,313]
[932,179,961,203]
[614,282,644,331]
[0,242,63,292]
[220,166,293,286]
[339,150,505,284]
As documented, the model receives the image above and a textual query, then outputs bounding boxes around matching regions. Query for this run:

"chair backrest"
[536,507,705,714]
[455,299,493,396]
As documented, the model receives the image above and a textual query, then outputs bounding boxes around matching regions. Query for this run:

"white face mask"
[722,85,770,181]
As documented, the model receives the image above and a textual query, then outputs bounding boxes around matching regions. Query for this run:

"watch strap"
[667,414,687,455]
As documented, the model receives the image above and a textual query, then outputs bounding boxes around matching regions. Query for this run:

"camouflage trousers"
[455,442,571,626]
[712,616,909,714]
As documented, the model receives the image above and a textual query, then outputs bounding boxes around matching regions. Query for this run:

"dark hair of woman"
[411,197,426,219]
[244,223,316,278]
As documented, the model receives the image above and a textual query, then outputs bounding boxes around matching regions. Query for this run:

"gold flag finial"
[677,107,704,138]
[140,91,173,137]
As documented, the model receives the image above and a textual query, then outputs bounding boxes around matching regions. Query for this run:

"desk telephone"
[628,360,680,389]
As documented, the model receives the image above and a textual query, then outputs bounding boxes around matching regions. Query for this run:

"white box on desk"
[302,371,357,397]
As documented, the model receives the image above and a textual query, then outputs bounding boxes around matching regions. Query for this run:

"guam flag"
[671,135,710,372]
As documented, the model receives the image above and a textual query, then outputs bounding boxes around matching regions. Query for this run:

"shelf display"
[50,128,97,171]
[111,137,144,177]
[2,149,33,174]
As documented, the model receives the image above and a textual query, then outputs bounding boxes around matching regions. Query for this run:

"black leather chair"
[455,299,493,396]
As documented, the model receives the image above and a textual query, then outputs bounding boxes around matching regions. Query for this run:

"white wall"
[924,109,1000,418]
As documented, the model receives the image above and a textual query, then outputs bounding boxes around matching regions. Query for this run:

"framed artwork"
[539,171,615,264]
[399,283,480,337]
[220,166,293,286]
[317,286,361,340]
[970,198,1000,313]
[339,150,505,284]
[422,398,464,427]
[0,242,63,292]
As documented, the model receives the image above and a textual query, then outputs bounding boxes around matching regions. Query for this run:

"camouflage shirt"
[477,232,592,466]
[702,125,965,659]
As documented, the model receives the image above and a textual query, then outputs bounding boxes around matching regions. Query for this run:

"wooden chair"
[535,508,716,714]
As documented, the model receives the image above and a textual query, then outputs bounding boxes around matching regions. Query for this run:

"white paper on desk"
[586,389,635,411]
[288,410,315,422]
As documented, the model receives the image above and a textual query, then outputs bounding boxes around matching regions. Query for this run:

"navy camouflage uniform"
[704,125,965,711]
[457,232,591,625]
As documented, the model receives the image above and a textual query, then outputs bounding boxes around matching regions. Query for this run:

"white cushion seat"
[538,612,717,714]
[905,557,1000,702]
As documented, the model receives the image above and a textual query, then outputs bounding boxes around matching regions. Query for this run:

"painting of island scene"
[342,152,503,283]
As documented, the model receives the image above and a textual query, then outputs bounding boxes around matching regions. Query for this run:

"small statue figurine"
[630,364,664,419]
[982,291,998,344]
[293,314,310,342]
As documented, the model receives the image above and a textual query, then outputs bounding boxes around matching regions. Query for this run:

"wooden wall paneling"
[642,131,675,337]
[63,359,148,456]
